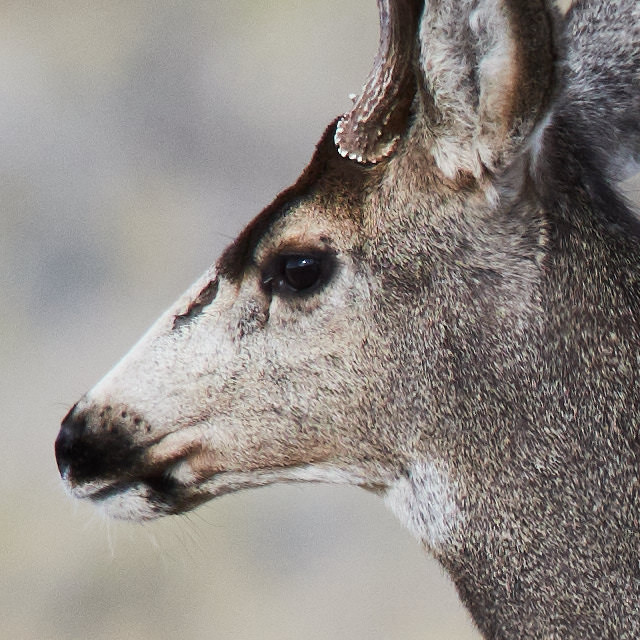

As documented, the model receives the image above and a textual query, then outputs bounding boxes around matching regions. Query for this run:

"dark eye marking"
[172,277,219,331]
[261,251,335,296]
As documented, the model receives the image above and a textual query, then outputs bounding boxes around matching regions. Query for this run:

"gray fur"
[56,1,640,637]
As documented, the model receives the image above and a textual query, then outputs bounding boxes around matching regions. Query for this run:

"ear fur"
[418,0,556,179]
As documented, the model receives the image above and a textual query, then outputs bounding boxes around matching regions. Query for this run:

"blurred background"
[2,2,481,639]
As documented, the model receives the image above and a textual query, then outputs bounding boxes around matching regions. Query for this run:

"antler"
[335,0,423,164]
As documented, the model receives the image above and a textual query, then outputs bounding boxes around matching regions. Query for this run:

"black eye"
[261,251,335,296]
[283,256,321,291]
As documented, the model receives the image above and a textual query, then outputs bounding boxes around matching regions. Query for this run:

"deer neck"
[443,457,640,639]
[375,202,640,638]
[382,405,640,638]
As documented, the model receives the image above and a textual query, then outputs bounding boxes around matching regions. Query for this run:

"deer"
[55,0,640,637]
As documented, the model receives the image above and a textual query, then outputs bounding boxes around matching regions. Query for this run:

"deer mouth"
[84,469,243,522]
[55,405,310,521]
[55,403,221,520]
[57,441,231,521]
[59,452,349,522]
[56,403,378,522]
[57,453,194,522]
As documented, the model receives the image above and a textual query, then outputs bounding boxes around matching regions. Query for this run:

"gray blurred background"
[2,2,479,639]
[9,1,633,639]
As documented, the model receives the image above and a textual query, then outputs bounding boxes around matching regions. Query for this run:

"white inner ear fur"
[419,0,519,180]
[470,0,517,171]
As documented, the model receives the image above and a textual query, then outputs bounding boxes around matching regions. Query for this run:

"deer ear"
[419,0,555,179]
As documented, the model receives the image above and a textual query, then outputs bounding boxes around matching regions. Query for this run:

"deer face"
[55,125,538,560]
[55,130,407,522]
[56,0,553,550]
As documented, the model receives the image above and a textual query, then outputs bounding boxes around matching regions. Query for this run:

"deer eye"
[283,256,321,290]
[261,252,334,296]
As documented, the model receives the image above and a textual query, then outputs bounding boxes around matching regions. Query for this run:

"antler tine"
[335,0,423,164]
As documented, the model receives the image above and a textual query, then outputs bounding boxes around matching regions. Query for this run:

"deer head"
[56,0,640,637]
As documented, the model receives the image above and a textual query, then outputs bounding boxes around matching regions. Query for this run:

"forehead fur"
[217,120,371,281]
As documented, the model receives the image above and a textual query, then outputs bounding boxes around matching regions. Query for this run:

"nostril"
[54,402,146,485]
[55,404,87,475]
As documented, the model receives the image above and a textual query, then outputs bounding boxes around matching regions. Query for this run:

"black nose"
[55,403,116,483]
[55,404,86,477]
[55,403,144,484]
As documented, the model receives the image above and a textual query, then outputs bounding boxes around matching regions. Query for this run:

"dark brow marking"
[216,119,365,282]
[172,277,219,331]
